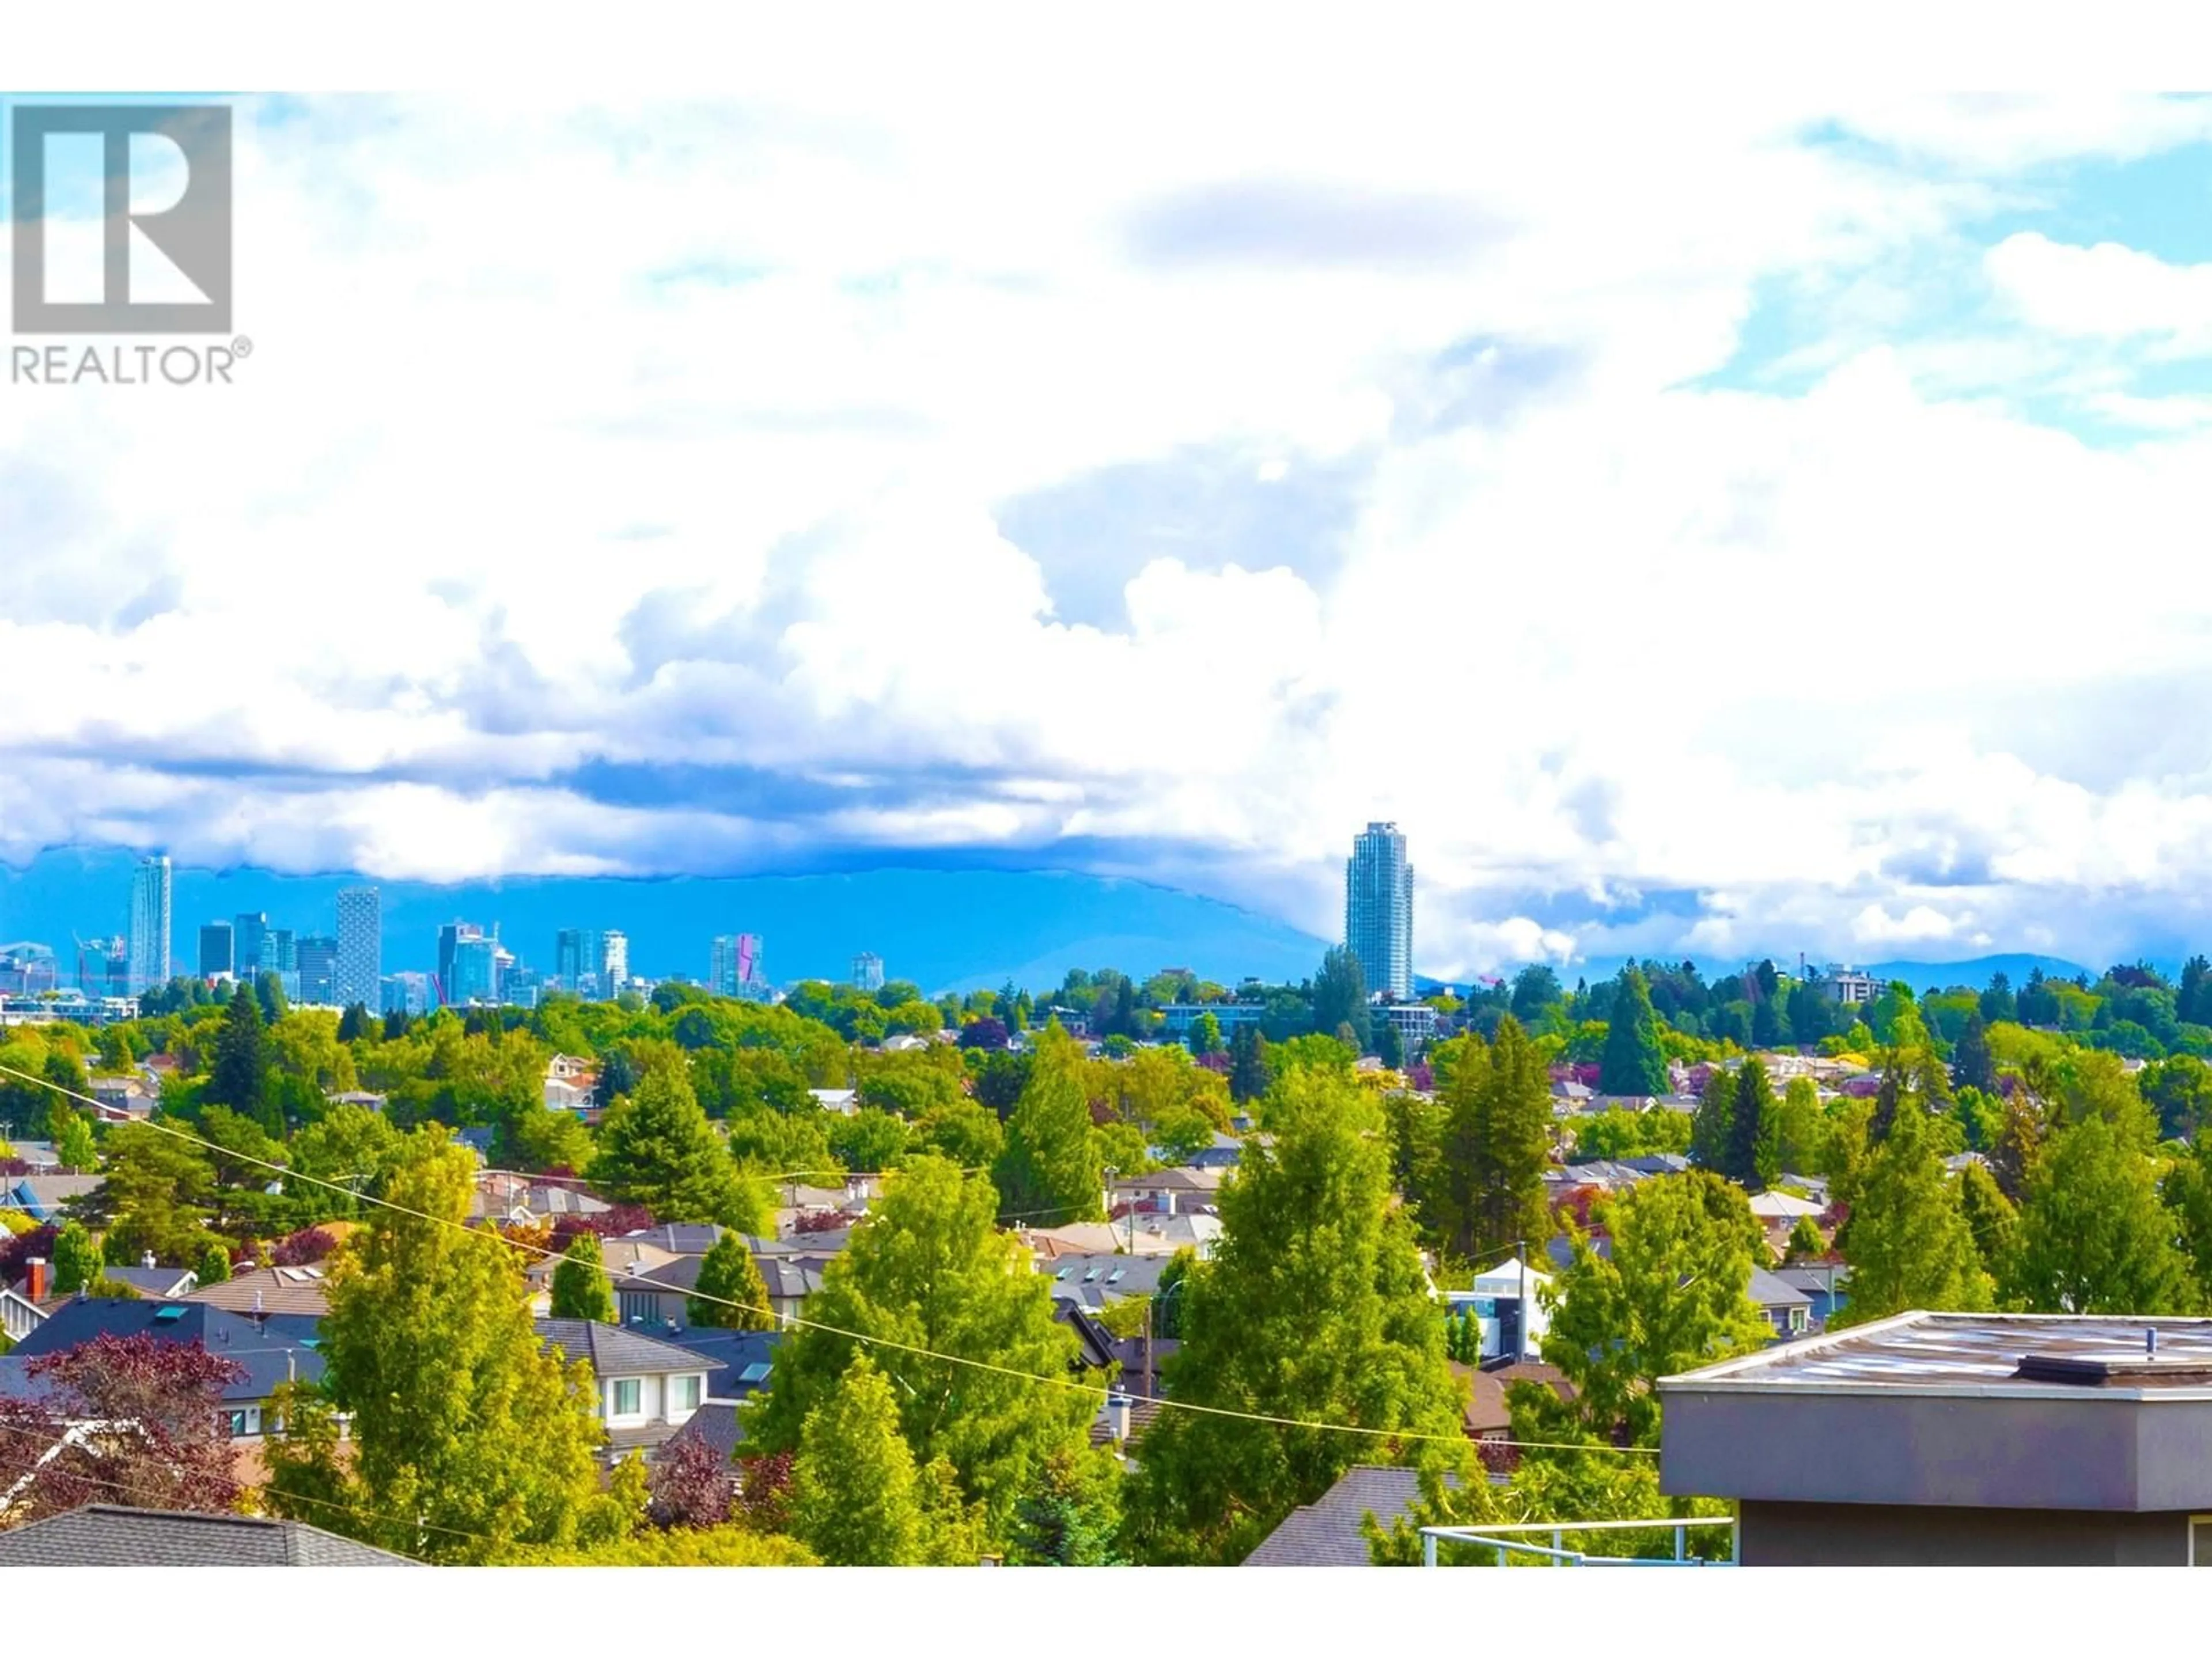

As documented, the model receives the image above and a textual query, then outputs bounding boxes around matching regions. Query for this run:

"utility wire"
[0,1060,1657,1459]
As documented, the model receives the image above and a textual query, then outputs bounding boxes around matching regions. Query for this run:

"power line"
[0,1060,1656,1459]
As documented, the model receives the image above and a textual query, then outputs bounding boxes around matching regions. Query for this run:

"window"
[226,1407,260,1438]
[672,1375,702,1414]
[619,1292,657,1325]
[2192,1517,2212,1566]
[612,1378,642,1416]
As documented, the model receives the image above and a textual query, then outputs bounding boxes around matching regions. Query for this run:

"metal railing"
[1419,1516,1737,1567]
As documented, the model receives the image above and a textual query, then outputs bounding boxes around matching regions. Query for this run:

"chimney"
[1108,1392,1132,1444]
[142,1250,156,1270]
[25,1257,47,1302]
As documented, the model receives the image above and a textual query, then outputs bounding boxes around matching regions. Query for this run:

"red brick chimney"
[25,1257,49,1303]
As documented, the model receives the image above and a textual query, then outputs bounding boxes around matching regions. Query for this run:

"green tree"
[56,1112,98,1175]
[587,1064,766,1230]
[1227,1023,1271,1104]
[1726,1057,1779,1190]
[195,1239,233,1286]
[742,1155,1094,1544]
[1952,1011,1995,1093]
[550,1232,616,1323]
[993,1024,1104,1226]
[1187,1011,1223,1059]
[1775,1076,1823,1175]
[2143,1055,2212,1143]
[1831,1094,1991,1325]
[1956,1160,2021,1296]
[2014,1108,2199,1315]
[1462,1016,1552,1263]
[205,984,279,1138]
[688,1232,775,1331]
[1520,1172,1770,1448]
[1123,1067,1471,1565]
[1688,1065,1733,1172]
[91,1124,217,1266]
[1375,1017,1405,1070]
[1009,1445,1125,1565]
[1597,966,1669,1097]
[263,1132,618,1563]
[1783,1213,1825,1262]
[52,1218,103,1294]
[1311,947,1372,1054]
[787,1355,927,1565]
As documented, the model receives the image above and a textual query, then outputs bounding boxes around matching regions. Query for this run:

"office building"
[1344,822,1414,1001]
[296,935,338,1005]
[264,928,295,974]
[1662,1310,2212,1565]
[710,934,765,998]
[853,952,885,993]
[233,912,269,979]
[600,930,628,994]
[335,886,381,1010]
[126,855,172,994]
[448,933,501,1006]
[382,971,431,1017]
[555,928,600,995]
[196,922,234,979]
[437,922,486,1007]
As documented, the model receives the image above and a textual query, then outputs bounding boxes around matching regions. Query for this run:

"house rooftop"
[1663,1311,2212,1398]
[535,1316,713,1378]
[0,1503,416,1567]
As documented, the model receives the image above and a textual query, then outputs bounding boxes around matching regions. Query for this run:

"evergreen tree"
[1783,1213,1825,1262]
[1123,1068,1471,1565]
[52,1219,103,1294]
[1956,1160,2021,1296]
[787,1355,926,1566]
[255,972,289,1026]
[1597,966,1669,1097]
[1831,1091,1991,1325]
[1228,1023,1271,1104]
[586,1063,765,1230]
[195,1240,233,1286]
[992,1024,1104,1226]
[263,1132,619,1563]
[1374,1017,1404,1070]
[550,1232,616,1323]
[743,1155,1094,1545]
[1430,1032,1492,1256]
[688,1231,775,1331]
[2014,1108,2199,1315]
[1775,1075,1823,1175]
[1726,1057,1779,1190]
[1311,948,1371,1054]
[1467,1016,1552,1262]
[336,1002,374,1043]
[205,984,278,1138]
[56,1112,98,1175]
[1689,1065,1734,1172]
[1952,1011,1995,1093]
[1008,1446,1125,1565]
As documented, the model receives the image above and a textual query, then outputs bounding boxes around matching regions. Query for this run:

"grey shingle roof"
[534,1317,711,1378]
[0,1504,418,1566]
[99,1266,196,1298]
[2,1298,324,1404]
[1748,1266,1814,1309]
[660,1399,745,1466]
[1242,1465,1442,1566]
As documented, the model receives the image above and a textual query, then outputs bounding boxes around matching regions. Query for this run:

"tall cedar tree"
[1123,1068,1472,1565]
[264,1132,618,1563]
[1689,1065,1734,1172]
[1515,1172,1772,1448]
[1227,1022,1271,1104]
[1830,1092,1991,1325]
[1311,947,1372,1054]
[550,1232,616,1323]
[1951,1011,1995,1093]
[206,983,281,1138]
[992,1022,1104,1226]
[2014,1104,2199,1315]
[688,1230,777,1331]
[1725,1057,1779,1191]
[1597,966,1669,1097]
[586,1063,766,1230]
[1431,1033,1491,1255]
[787,1354,927,1565]
[742,1154,1095,1544]
[0,1334,245,1525]
[1465,1016,1553,1262]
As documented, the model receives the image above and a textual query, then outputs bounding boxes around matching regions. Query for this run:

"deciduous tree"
[1831,1093,1991,1324]
[550,1232,616,1323]
[993,1024,1104,1226]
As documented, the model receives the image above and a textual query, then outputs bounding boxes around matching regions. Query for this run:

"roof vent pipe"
[2149,1328,2160,1358]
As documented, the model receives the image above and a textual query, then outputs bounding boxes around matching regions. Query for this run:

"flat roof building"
[1661,1310,2212,1566]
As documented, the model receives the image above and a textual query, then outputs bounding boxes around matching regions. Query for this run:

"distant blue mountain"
[0,850,1332,998]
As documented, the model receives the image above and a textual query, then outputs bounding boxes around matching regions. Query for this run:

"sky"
[9,81,2212,978]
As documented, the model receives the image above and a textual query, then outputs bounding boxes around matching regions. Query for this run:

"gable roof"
[1452,1359,1574,1436]
[185,1266,332,1317]
[2,1175,105,1218]
[1748,1266,1815,1309]
[1052,1300,1117,1370]
[659,1400,747,1468]
[99,1265,197,1299]
[1242,1465,1450,1566]
[1043,1253,1169,1307]
[534,1317,711,1378]
[653,1327,781,1400]
[2,1298,325,1404]
[0,1503,417,1566]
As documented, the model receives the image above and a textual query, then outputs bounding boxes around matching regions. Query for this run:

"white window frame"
[671,1374,701,1416]
[611,1377,642,1418]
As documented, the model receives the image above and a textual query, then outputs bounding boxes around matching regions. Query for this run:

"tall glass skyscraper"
[335,886,381,1010]
[1344,821,1414,1000]
[233,911,270,978]
[296,935,339,1004]
[198,922,234,978]
[127,855,172,995]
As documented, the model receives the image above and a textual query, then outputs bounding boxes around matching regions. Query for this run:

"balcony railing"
[1418,1516,1737,1567]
